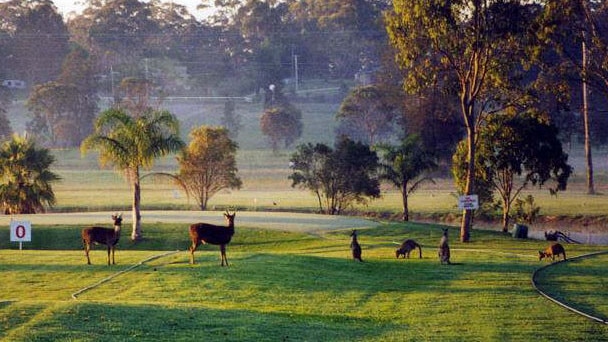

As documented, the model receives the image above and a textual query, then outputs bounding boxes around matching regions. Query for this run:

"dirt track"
[0,210,376,234]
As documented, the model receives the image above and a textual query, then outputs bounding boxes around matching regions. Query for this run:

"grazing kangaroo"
[539,243,566,261]
[82,213,123,265]
[438,228,451,265]
[350,229,363,262]
[188,210,236,266]
[396,239,422,259]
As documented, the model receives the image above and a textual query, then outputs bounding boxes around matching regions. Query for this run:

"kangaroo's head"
[538,251,547,261]
[350,229,358,238]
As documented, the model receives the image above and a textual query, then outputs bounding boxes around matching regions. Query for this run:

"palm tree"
[81,108,184,241]
[376,135,437,221]
[0,134,61,214]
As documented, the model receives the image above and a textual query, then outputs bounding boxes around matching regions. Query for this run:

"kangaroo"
[539,243,566,261]
[396,239,422,259]
[350,229,363,262]
[438,228,451,265]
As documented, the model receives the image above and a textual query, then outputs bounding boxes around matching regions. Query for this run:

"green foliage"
[514,195,540,225]
[376,134,437,221]
[453,112,572,231]
[177,126,242,210]
[289,137,380,214]
[26,81,96,147]
[259,102,303,152]
[0,134,61,214]
[336,85,399,145]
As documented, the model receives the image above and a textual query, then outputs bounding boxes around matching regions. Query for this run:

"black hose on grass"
[531,250,608,325]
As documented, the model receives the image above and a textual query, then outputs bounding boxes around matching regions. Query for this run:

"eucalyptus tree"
[386,0,539,242]
[81,108,184,241]
[535,0,608,195]
[0,0,69,85]
[25,45,98,147]
[0,134,61,214]
[336,85,400,146]
[376,135,437,221]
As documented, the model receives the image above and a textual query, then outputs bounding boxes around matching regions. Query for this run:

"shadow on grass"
[8,302,399,342]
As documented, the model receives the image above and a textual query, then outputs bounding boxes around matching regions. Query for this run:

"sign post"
[10,220,31,250]
[458,195,479,210]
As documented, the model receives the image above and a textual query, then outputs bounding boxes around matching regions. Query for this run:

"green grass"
[1,222,607,341]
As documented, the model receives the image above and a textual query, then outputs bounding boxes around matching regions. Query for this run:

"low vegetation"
[0,221,606,341]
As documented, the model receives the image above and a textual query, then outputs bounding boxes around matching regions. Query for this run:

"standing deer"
[188,210,236,266]
[350,229,363,262]
[438,228,451,265]
[396,239,422,259]
[82,213,123,265]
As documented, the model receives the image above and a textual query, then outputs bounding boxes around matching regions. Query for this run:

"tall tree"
[376,135,437,221]
[336,85,399,146]
[81,108,184,241]
[0,0,69,86]
[0,134,60,214]
[260,94,303,152]
[453,111,572,232]
[177,126,242,210]
[535,0,608,195]
[386,0,538,242]
[26,44,99,147]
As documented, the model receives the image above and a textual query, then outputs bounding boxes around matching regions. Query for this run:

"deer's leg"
[189,240,200,264]
[220,244,228,267]
[83,240,91,265]
[111,245,116,265]
[106,245,111,265]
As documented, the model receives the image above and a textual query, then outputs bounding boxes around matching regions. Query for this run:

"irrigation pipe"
[71,250,180,300]
[531,250,608,325]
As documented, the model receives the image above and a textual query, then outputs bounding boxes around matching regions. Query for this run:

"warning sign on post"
[458,195,479,210]
[10,221,31,242]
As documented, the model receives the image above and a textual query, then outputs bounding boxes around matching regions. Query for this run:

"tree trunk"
[460,122,475,242]
[502,198,510,233]
[401,184,409,221]
[582,39,595,195]
[131,168,142,241]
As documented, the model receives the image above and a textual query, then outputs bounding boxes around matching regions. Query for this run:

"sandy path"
[0,210,376,233]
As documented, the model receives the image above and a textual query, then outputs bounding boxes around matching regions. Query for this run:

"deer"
[396,239,422,259]
[350,229,363,262]
[82,213,123,265]
[438,228,451,265]
[539,243,566,261]
[188,210,236,266]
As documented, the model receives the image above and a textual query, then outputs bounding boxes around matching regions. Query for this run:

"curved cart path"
[1,210,377,233]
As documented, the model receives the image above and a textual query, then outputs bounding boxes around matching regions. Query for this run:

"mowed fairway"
[1,216,607,341]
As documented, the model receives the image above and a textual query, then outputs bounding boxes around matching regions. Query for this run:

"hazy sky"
[53,0,206,19]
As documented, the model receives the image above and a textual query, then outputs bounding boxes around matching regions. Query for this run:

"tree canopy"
[289,137,380,215]
[177,126,242,210]
[452,111,572,232]
[0,134,60,214]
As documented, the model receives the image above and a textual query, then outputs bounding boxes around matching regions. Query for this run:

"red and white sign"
[10,221,31,242]
[458,195,479,210]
